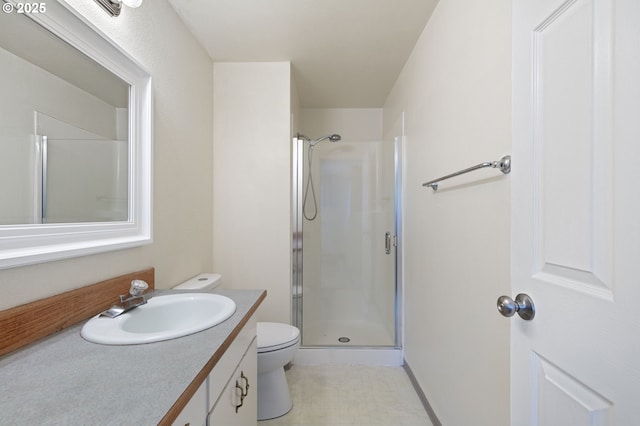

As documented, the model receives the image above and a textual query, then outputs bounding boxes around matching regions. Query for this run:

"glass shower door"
[292,136,398,347]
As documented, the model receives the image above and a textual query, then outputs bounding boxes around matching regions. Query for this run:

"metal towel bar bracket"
[422,155,511,190]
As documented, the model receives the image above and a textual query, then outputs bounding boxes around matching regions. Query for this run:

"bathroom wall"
[383,0,511,424]
[0,0,214,310]
[291,74,300,137]
[212,62,292,323]
[299,108,383,142]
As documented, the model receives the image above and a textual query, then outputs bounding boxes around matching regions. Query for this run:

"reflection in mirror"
[0,0,152,269]
[0,9,130,224]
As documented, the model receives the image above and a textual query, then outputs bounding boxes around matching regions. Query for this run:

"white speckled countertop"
[0,289,265,425]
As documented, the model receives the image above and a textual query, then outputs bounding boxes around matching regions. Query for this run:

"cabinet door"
[208,338,257,426]
[173,381,207,426]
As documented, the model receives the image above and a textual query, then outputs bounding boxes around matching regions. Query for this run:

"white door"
[510,0,640,424]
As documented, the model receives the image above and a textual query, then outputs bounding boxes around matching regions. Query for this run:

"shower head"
[309,134,342,147]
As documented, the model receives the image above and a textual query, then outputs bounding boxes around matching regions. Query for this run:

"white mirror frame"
[0,1,152,269]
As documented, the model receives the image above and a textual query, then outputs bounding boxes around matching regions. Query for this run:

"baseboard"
[403,360,442,426]
[294,347,403,366]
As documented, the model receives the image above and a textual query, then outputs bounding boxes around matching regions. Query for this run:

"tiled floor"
[259,364,433,426]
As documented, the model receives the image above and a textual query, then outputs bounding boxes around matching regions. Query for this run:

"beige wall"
[299,108,383,141]
[291,74,300,136]
[0,0,214,310]
[212,62,292,323]
[384,0,511,424]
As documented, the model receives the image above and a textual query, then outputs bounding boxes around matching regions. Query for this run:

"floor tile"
[259,365,433,426]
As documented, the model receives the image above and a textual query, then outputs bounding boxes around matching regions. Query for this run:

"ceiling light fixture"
[94,0,143,17]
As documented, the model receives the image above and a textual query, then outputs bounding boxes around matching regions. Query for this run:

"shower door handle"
[385,232,392,255]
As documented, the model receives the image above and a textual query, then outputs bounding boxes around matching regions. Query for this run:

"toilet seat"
[257,322,300,353]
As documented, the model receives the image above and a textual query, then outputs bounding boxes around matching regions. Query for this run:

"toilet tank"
[172,273,222,290]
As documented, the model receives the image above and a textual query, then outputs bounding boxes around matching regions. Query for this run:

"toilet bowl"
[256,322,300,420]
[173,274,300,421]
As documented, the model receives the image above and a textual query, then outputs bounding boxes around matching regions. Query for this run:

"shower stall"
[35,112,128,224]
[292,134,401,351]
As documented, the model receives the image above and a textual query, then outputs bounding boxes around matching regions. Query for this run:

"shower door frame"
[291,136,403,349]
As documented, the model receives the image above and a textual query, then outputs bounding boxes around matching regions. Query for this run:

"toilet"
[256,321,300,420]
[173,273,300,421]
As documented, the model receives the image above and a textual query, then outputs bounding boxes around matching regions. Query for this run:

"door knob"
[497,293,535,320]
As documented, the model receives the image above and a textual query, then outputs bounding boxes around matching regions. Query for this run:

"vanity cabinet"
[172,382,207,426]
[206,314,257,426]
[173,314,257,426]
[208,338,257,425]
[0,288,265,426]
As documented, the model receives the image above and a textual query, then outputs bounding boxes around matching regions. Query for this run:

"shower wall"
[298,108,397,347]
[45,138,128,223]
[36,112,128,223]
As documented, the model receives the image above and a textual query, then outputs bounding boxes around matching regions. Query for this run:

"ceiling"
[167,0,439,108]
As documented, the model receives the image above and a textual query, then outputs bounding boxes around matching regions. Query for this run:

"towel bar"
[422,155,511,190]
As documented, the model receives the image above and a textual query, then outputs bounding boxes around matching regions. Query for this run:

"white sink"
[81,293,236,345]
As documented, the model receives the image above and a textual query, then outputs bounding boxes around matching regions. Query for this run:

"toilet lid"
[257,322,300,353]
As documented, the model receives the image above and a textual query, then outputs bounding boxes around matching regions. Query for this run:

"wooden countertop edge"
[158,289,267,425]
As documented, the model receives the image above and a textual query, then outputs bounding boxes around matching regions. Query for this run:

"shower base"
[302,319,394,347]
[295,319,401,366]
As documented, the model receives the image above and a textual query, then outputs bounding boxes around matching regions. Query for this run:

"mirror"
[1,8,130,224]
[0,1,152,268]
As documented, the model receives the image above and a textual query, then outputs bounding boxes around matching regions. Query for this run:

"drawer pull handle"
[240,371,249,397]
[235,380,244,413]
[234,371,251,413]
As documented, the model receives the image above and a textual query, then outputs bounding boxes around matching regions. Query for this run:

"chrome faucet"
[100,279,149,318]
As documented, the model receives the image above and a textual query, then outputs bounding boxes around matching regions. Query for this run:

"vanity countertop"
[0,288,265,425]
